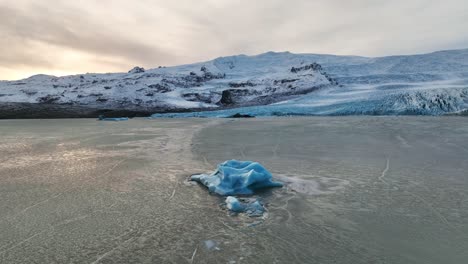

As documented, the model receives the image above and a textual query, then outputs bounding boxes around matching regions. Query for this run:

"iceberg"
[191,160,283,196]
[225,196,265,217]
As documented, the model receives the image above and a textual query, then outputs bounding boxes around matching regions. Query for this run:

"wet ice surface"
[1,117,468,263]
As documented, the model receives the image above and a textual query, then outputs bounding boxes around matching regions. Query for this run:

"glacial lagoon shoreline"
[1,102,467,119]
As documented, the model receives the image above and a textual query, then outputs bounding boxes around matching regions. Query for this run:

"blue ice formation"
[225,196,265,217]
[190,160,283,196]
[98,115,129,121]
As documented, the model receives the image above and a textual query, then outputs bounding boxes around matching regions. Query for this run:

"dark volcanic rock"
[219,90,235,105]
[291,63,322,73]
[37,95,60,104]
[0,103,198,119]
[273,79,299,85]
[218,89,258,106]
[128,66,145,74]
[228,81,256,88]
[148,83,172,93]
[182,93,214,103]
[21,90,38,96]
[227,113,255,118]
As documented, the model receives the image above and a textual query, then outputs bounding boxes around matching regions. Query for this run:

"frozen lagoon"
[0,117,467,263]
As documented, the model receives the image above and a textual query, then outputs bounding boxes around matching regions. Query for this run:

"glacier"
[1,48,468,117]
[190,160,283,196]
[150,49,468,117]
[151,85,468,117]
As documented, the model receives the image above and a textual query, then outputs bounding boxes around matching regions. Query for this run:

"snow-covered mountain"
[0,54,335,114]
[1,49,468,118]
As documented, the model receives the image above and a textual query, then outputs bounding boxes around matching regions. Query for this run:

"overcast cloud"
[0,0,467,80]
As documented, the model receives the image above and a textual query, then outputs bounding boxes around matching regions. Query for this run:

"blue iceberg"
[98,115,129,121]
[225,196,265,217]
[191,160,283,196]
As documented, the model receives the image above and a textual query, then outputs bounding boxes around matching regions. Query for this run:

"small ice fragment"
[226,196,246,213]
[98,115,129,121]
[225,196,265,217]
[191,160,283,196]
[245,201,265,217]
[203,240,220,251]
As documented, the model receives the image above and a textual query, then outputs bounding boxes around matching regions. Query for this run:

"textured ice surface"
[2,118,468,263]
[191,160,283,196]
[151,84,468,118]
[225,196,265,217]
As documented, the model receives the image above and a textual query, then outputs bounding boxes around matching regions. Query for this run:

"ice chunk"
[191,160,283,196]
[225,196,265,217]
[203,240,220,251]
[98,115,129,121]
[225,196,245,212]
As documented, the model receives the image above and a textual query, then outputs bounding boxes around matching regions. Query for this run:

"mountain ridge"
[5,48,468,82]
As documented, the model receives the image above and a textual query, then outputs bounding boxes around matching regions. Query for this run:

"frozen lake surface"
[0,117,467,263]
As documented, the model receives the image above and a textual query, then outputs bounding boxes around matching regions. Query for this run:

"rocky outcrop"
[128,66,145,74]
[218,89,262,106]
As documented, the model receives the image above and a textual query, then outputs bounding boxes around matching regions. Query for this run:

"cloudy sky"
[1,0,467,80]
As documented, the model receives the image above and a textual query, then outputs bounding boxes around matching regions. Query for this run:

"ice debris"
[191,160,283,196]
[203,240,220,251]
[225,196,265,217]
[98,115,129,121]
